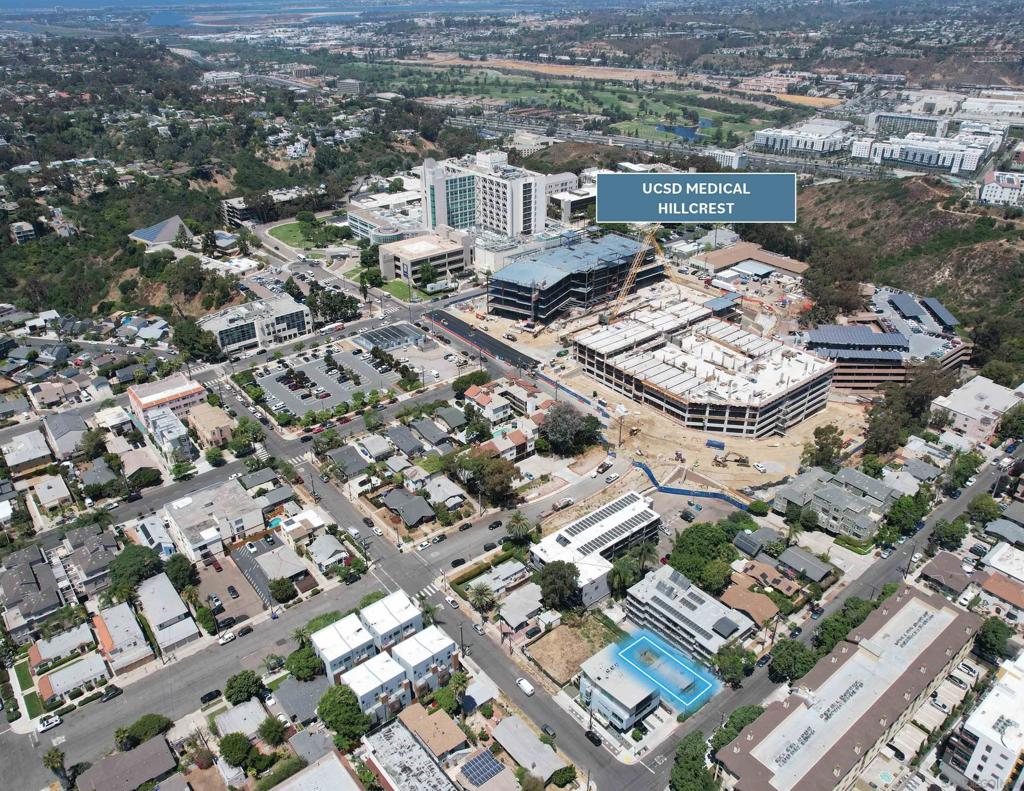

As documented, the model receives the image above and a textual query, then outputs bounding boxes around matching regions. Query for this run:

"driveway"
[231,540,276,605]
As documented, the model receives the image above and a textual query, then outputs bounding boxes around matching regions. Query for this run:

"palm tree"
[632,542,657,575]
[507,512,532,544]
[608,556,639,599]
[180,585,200,615]
[292,625,310,647]
[467,584,496,614]
[449,671,470,721]
[421,601,439,626]
[785,519,804,548]
[42,747,69,790]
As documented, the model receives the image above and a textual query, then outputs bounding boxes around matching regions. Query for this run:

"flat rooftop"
[581,642,660,709]
[575,301,711,357]
[982,541,1024,585]
[381,233,461,259]
[582,316,833,408]
[365,719,458,791]
[492,234,646,288]
[127,372,205,408]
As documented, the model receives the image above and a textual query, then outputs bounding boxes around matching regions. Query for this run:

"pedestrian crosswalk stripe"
[419,584,438,598]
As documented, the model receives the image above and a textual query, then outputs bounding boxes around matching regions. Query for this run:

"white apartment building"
[359,590,423,651]
[931,375,1024,444]
[530,491,661,606]
[851,126,1002,174]
[127,372,206,426]
[197,297,312,354]
[705,148,748,170]
[579,644,661,732]
[942,654,1024,790]
[625,565,754,662]
[390,625,458,696]
[752,119,851,155]
[311,613,377,682]
[147,407,194,461]
[162,479,264,562]
[421,151,576,238]
[980,170,1024,207]
[339,652,411,724]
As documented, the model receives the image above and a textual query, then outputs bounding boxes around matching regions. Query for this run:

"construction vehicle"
[713,452,750,467]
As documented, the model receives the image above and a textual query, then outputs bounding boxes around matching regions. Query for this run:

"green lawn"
[343,266,366,280]
[269,222,314,250]
[23,691,42,718]
[419,453,445,474]
[14,661,32,691]
[382,280,429,302]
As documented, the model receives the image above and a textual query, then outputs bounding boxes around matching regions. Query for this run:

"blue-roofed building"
[486,233,660,322]
[128,216,193,247]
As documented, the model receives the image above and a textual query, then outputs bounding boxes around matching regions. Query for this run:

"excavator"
[713,451,750,467]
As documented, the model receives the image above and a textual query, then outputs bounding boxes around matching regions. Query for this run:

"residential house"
[76,737,177,791]
[327,445,371,480]
[398,702,469,762]
[391,625,458,696]
[27,623,94,672]
[474,559,530,596]
[275,751,362,791]
[733,527,784,558]
[255,545,308,584]
[311,613,377,682]
[424,475,466,510]
[776,546,834,584]
[130,516,176,558]
[435,406,467,433]
[136,573,200,653]
[91,405,134,435]
[0,396,29,420]
[38,652,109,702]
[410,418,449,448]
[80,459,117,490]
[275,674,331,726]
[148,407,194,461]
[34,474,72,512]
[93,602,155,673]
[357,434,393,462]
[478,426,534,462]
[920,552,975,597]
[214,699,266,741]
[65,529,118,595]
[239,467,279,491]
[1,429,51,476]
[387,425,424,457]
[382,488,434,528]
[721,577,780,627]
[307,534,349,572]
[979,571,1024,621]
[463,384,514,425]
[0,545,63,643]
[402,465,431,493]
[340,652,411,723]
[491,716,568,783]
[277,508,325,547]
[499,582,543,633]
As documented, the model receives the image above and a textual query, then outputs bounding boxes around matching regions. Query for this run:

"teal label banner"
[596,172,797,223]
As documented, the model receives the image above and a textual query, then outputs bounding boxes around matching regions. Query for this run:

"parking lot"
[197,556,264,627]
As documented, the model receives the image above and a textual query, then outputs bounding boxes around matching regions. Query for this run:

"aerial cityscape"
[0,1,1023,791]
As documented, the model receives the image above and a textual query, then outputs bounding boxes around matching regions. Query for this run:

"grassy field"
[343,266,366,280]
[269,222,315,250]
[14,661,32,691]
[382,280,428,302]
[24,691,42,717]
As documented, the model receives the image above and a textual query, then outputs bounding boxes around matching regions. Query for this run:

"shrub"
[194,747,215,770]
[631,728,643,742]
[80,691,103,705]
[68,688,84,700]
[550,766,578,787]
[56,704,76,716]
[254,757,307,791]
[6,708,21,722]
[748,500,770,517]
[218,732,253,768]
[478,702,494,719]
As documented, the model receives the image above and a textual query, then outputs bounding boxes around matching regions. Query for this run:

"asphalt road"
[425,309,542,372]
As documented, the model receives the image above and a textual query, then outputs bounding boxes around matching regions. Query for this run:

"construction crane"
[603,226,663,324]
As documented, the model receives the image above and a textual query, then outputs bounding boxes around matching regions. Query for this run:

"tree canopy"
[537,560,583,611]
[318,684,371,751]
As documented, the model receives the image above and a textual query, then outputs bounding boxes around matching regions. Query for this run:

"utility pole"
[459,622,465,656]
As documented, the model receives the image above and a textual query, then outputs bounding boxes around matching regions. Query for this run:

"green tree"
[998,402,1024,441]
[669,731,717,791]
[801,423,844,472]
[171,460,195,481]
[976,616,1014,659]
[163,553,196,591]
[318,685,371,751]
[768,639,818,682]
[42,748,70,790]
[418,261,439,287]
[109,544,162,593]
[219,732,253,768]
[224,670,265,705]
[608,555,640,599]
[541,402,601,456]
[269,577,298,603]
[932,517,969,551]
[860,454,884,479]
[812,613,851,653]
[80,429,107,460]
[467,583,496,613]
[258,715,287,746]
[452,370,490,398]
[285,645,323,681]
[967,493,1001,526]
[205,447,225,466]
[714,644,756,688]
[550,765,578,788]
[710,705,764,752]
[506,512,533,544]
[537,560,583,610]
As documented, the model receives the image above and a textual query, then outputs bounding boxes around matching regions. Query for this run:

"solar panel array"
[920,297,959,329]
[652,594,713,641]
[577,509,657,556]
[564,491,641,538]
[461,750,505,787]
[889,292,926,319]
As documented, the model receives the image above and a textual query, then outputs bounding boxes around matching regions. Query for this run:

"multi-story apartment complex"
[8,221,36,245]
[311,613,377,682]
[378,229,470,290]
[162,479,264,562]
[147,407,194,461]
[358,590,423,651]
[942,653,1024,790]
[530,491,662,606]
[931,375,1024,444]
[852,124,1004,175]
[486,232,659,323]
[625,566,754,662]
[773,467,901,541]
[421,151,576,238]
[717,587,980,791]
[340,652,411,724]
[579,644,662,732]
[980,170,1024,207]
[198,297,312,354]
[390,626,458,697]
[867,112,950,137]
[127,372,206,426]
[752,119,851,155]
[574,305,834,437]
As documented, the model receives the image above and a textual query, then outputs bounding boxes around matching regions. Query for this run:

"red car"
[311,426,325,434]
[212,559,223,572]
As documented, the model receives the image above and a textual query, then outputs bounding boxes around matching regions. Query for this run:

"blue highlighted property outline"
[615,629,719,714]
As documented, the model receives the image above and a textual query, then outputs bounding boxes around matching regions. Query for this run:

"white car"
[37,714,62,733]
[246,541,259,553]
[445,596,459,610]
[605,473,620,484]
[515,677,536,696]
[418,540,431,551]
[229,472,242,480]
[753,463,767,474]
[372,527,384,537]
[218,631,236,646]
[911,552,923,564]
[965,476,978,487]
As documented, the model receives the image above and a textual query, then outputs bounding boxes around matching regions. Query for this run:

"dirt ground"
[394,54,685,84]
[771,93,844,107]
[529,615,622,685]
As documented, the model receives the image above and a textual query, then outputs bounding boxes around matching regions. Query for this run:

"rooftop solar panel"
[889,292,926,319]
[920,297,959,329]
[462,751,504,787]
[805,326,909,349]
[816,347,905,362]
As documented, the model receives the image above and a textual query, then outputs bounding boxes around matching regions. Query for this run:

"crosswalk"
[418,583,440,599]
[286,452,314,466]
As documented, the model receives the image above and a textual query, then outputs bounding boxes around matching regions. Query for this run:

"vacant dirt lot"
[394,54,685,85]
[530,615,622,686]
[771,93,843,107]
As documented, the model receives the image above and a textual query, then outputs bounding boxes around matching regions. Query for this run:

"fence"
[631,461,749,510]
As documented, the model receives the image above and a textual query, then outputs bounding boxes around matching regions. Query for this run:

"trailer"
[705,439,726,451]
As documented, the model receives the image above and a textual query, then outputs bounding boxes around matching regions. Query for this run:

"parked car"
[585,729,603,747]
[516,677,535,696]
[483,542,497,552]
[930,699,949,713]
[753,462,767,473]
[525,626,542,639]
[488,520,502,530]
[542,724,557,738]
[681,509,696,523]
[451,558,466,568]
[238,625,253,637]
[208,593,223,610]
[473,623,486,636]
[264,534,275,545]
[218,616,236,631]
[458,522,472,532]
[362,517,375,529]
[227,586,239,599]
[605,473,620,484]
[445,596,459,610]
[958,662,978,677]
[200,690,222,705]
[100,685,123,702]
[789,627,803,639]
[970,543,989,558]
[246,541,259,553]
[810,608,824,620]
[37,714,62,733]
[756,653,773,668]
[432,534,447,544]
[947,675,969,690]
[212,559,223,572]
[218,631,236,646]
[372,527,384,537]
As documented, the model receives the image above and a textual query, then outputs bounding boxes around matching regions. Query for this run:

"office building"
[579,643,661,731]
[340,652,411,724]
[625,566,754,662]
[487,232,659,322]
[346,185,425,244]
[136,573,200,653]
[530,491,662,606]
[311,613,377,682]
[773,467,901,541]
[163,479,264,561]
[548,184,597,223]
[201,70,242,86]
[931,375,1024,444]
[706,148,748,170]
[717,587,980,791]
[752,119,851,155]
[867,112,949,137]
[980,170,1024,207]
[421,151,576,237]
[127,372,206,426]
[942,653,1024,790]
[390,625,458,696]
[851,124,1004,175]
[336,78,363,95]
[378,229,470,290]
[574,306,833,437]
[198,297,312,354]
